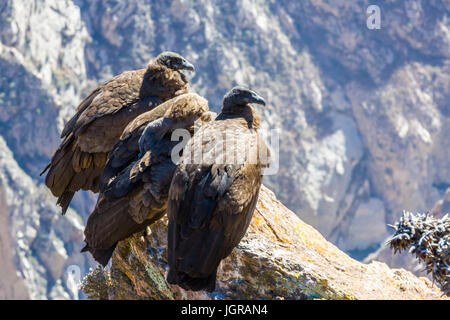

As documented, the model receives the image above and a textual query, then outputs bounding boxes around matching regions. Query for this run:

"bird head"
[156,52,195,72]
[222,86,266,112]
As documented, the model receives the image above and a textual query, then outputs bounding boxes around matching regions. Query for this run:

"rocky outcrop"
[81,186,447,300]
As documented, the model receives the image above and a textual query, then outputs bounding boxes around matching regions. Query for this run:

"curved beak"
[249,92,266,106]
[181,59,195,72]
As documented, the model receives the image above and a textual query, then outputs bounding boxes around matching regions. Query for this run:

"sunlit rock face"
[0,0,448,298]
[80,186,447,300]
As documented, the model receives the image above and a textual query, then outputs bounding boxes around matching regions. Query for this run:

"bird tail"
[81,242,118,267]
[56,191,75,215]
[167,269,217,292]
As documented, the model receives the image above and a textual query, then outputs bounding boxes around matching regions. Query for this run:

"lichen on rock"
[81,186,447,300]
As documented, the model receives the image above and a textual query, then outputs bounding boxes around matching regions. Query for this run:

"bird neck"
[219,104,261,130]
[140,60,189,101]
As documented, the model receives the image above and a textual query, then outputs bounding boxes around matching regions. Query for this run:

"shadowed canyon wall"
[0,0,448,298]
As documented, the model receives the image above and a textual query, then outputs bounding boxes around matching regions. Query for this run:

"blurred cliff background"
[0,0,448,299]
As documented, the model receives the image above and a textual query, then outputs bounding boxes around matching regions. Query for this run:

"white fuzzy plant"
[388,211,449,296]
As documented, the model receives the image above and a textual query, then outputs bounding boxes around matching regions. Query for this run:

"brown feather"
[167,101,267,292]
[93,152,107,168]
[72,148,82,173]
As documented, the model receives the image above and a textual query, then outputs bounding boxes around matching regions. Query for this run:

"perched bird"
[41,52,195,214]
[82,93,214,266]
[167,86,269,292]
